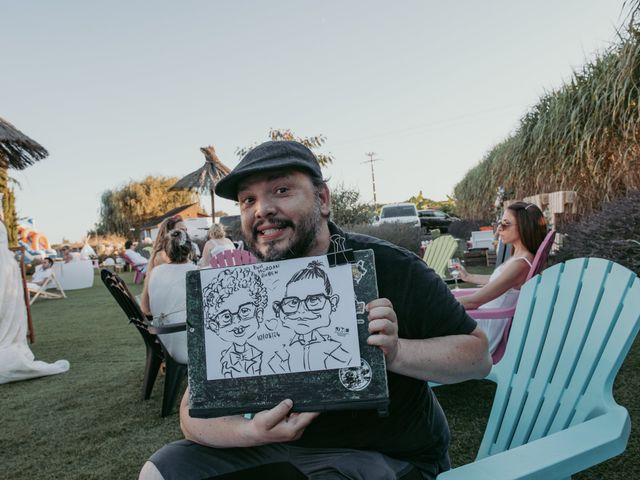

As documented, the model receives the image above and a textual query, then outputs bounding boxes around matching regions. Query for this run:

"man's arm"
[367,298,492,384]
[179,388,319,448]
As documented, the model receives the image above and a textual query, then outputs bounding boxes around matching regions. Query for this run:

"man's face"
[43,259,53,269]
[211,289,261,345]
[237,170,330,262]
[276,276,338,335]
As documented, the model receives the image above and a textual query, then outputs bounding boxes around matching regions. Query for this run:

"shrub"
[330,184,376,227]
[346,223,422,255]
[553,190,640,275]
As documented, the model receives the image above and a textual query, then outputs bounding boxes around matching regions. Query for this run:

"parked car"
[375,203,421,229]
[418,209,459,233]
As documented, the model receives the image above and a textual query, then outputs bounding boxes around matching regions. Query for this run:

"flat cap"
[215,141,323,200]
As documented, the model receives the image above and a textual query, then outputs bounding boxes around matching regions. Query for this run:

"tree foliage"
[235,128,334,167]
[553,190,640,275]
[95,176,198,236]
[330,184,376,227]
[405,191,458,216]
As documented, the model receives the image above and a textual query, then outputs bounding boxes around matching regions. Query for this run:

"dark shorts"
[149,440,449,480]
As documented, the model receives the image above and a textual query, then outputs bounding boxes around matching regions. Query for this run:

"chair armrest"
[148,322,187,335]
[437,407,630,480]
[466,306,515,319]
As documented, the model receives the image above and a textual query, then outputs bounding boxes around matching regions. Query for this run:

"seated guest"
[141,237,154,258]
[454,202,547,354]
[26,257,54,290]
[148,228,196,365]
[140,215,187,316]
[124,240,149,272]
[198,223,235,267]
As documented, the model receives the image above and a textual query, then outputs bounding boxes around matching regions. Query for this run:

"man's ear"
[318,183,331,218]
[329,294,340,312]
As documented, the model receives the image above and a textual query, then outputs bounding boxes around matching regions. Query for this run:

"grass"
[1,270,638,479]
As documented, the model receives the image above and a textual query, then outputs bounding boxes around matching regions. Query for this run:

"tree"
[95,176,199,236]
[406,191,457,216]
[235,128,334,167]
[330,184,376,226]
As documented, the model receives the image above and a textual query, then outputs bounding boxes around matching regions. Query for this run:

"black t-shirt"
[291,223,477,464]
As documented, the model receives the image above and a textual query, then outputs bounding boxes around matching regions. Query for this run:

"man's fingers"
[260,399,293,430]
[288,411,321,427]
[368,318,396,335]
[367,298,393,311]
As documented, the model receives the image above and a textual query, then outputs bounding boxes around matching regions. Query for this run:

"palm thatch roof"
[170,146,231,193]
[170,146,231,219]
[0,117,49,170]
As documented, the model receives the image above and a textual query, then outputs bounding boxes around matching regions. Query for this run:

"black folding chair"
[100,269,187,416]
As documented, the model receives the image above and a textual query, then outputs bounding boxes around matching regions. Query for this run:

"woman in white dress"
[0,219,69,384]
[454,202,547,354]
[148,228,197,365]
[140,215,188,317]
[198,223,235,268]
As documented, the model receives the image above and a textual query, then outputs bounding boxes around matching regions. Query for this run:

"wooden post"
[10,246,35,343]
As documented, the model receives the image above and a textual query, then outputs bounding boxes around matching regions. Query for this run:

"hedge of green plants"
[454,4,640,219]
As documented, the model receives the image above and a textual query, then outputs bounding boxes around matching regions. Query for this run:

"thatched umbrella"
[170,146,231,220]
[0,117,49,170]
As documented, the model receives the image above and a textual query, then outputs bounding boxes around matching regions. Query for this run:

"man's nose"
[254,197,277,218]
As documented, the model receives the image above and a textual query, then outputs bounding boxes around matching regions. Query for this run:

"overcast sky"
[2,0,629,243]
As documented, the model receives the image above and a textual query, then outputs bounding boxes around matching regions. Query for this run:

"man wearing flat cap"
[141,141,491,480]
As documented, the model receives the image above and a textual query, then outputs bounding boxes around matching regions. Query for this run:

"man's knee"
[139,461,164,480]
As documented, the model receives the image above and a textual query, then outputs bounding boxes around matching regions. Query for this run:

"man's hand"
[366,298,400,365]
[180,391,319,448]
[245,399,320,445]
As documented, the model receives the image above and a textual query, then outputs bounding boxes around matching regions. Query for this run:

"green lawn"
[1,270,638,479]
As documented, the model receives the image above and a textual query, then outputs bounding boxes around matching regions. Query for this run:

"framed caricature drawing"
[186,249,389,418]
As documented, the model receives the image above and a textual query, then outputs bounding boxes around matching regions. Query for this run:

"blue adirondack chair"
[438,257,640,479]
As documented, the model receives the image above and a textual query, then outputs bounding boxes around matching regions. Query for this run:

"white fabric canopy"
[0,221,69,384]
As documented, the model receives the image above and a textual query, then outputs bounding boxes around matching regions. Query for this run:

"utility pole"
[363,152,381,204]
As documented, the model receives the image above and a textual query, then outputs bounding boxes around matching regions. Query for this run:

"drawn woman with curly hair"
[203,268,268,378]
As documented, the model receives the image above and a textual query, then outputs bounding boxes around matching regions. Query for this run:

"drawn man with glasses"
[203,268,268,378]
[269,260,351,373]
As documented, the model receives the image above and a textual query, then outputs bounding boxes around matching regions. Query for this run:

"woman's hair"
[507,202,547,254]
[150,215,184,265]
[163,229,192,263]
[208,223,226,240]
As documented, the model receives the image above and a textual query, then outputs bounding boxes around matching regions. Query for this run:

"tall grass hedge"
[454,4,640,219]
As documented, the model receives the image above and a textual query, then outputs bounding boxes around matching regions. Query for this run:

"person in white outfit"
[148,228,197,365]
[0,219,70,384]
[198,223,235,268]
[454,202,547,354]
[26,256,54,290]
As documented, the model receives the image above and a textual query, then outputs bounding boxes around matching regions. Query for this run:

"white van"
[376,203,421,228]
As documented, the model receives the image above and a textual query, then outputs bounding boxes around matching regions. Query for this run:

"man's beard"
[243,198,322,262]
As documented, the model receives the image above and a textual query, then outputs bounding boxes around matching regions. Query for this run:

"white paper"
[200,255,361,380]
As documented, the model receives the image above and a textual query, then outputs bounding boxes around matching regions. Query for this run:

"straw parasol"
[170,146,231,220]
[0,117,49,170]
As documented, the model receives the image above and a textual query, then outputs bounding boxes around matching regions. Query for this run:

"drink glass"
[448,258,461,290]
